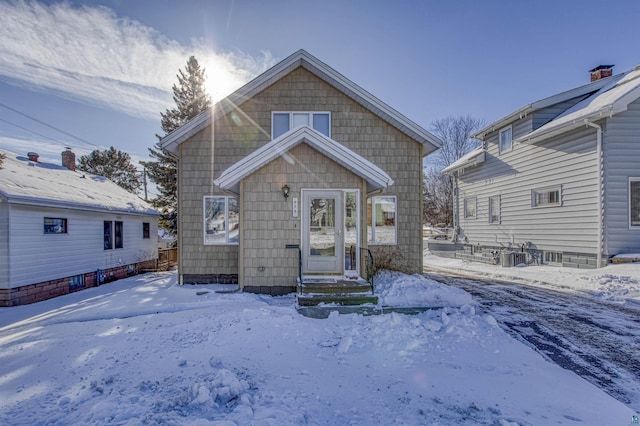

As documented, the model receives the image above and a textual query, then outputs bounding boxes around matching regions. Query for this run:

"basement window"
[630,178,640,228]
[544,251,563,266]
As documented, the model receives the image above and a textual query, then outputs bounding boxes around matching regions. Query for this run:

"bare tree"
[423,115,484,226]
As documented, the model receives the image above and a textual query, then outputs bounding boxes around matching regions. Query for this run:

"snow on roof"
[0,151,159,216]
[161,49,443,156]
[516,65,640,144]
[441,147,485,175]
[214,125,394,194]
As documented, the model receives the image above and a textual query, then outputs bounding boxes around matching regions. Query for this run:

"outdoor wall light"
[282,184,290,200]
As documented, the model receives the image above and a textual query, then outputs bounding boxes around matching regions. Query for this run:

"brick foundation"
[0,259,159,307]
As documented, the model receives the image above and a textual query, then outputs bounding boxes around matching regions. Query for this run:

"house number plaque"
[292,197,299,217]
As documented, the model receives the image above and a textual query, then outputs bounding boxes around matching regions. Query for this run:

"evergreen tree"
[143,56,211,235]
[77,147,142,194]
[0,151,6,169]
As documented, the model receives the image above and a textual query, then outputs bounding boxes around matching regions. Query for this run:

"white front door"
[302,190,344,274]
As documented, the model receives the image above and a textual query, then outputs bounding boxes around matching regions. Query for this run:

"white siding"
[603,97,640,255]
[457,123,599,253]
[0,196,8,288]
[7,204,158,288]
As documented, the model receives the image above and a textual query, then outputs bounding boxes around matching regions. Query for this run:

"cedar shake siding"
[177,67,425,284]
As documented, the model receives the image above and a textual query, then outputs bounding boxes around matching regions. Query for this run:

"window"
[204,196,239,245]
[489,196,500,224]
[464,197,477,219]
[143,222,150,239]
[69,274,84,291]
[532,186,562,207]
[104,221,113,250]
[630,178,640,228]
[115,221,124,249]
[272,112,331,139]
[499,126,512,154]
[544,251,563,266]
[367,196,397,245]
[44,217,67,234]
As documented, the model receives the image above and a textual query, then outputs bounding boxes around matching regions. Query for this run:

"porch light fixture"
[281,184,290,200]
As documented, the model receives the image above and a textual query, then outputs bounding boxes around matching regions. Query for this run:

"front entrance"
[302,190,343,274]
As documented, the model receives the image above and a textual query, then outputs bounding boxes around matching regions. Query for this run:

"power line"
[0,117,71,148]
[0,101,100,149]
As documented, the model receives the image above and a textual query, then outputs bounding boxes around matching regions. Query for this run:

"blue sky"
[1,0,639,169]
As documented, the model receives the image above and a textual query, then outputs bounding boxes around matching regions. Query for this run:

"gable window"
[44,217,67,234]
[630,178,640,228]
[367,196,397,245]
[104,221,113,250]
[143,222,150,239]
[272,112,331,139]
[499,126,512,154]
[488,196,501,224]
[532,186,562,207]
[204,196,239,245]
[464,197,477,219]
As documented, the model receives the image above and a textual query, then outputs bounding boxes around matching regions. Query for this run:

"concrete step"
[299,280,372,294]
[297,294,379,306]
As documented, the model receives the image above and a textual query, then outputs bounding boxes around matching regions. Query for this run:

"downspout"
[452,173,459,242]
[584,119,603,268]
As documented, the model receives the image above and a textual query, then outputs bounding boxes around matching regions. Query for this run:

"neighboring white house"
[0,149,160,306]
[440,64,640,269]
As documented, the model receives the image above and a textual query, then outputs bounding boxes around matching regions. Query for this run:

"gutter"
[584,119,603,268]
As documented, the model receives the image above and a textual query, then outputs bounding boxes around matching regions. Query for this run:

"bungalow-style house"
[161,49,441,295]
[441,64,640,269]
[0,149,160,306]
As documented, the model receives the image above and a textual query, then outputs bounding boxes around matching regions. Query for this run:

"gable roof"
[516,65,640,144]
[214,126,394,194]
[161,49,442,155]
[472,73,619,140]
[0,151,159,216]
[441,147,485,175]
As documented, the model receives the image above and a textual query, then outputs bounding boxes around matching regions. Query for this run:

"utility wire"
[0,101,100,149]
[0,117,71,148]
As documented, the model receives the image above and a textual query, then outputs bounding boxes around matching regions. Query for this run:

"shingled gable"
[160,49,442,154]
[214,125,394,194]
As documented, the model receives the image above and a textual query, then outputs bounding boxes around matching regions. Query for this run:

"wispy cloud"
[0,1,275,120]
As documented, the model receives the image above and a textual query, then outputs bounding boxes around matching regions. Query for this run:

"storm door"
[302,190,344,274]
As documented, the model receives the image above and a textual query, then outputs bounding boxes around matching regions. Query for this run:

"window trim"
[271,111,331,139]
[368,195,397,245]
[629,177,640,229]
[488,195,501,224]
[463,197,477,219]
[142,222,150,239]
[499,125,513,154]
[203,196,239,245]
[531,186,562,208]
[44,217,67,234]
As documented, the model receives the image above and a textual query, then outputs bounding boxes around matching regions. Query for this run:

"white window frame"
[271,111,331,139]
[464,197,477,219]
[203,196,239,245]
[488,195,501,224]
[368,196,397,245]
[499,125,513,154]
[532,186,562,208]
[629,177,640,229]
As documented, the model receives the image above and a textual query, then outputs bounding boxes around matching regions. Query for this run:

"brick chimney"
[590,65,614,82]
[61,147,76,171]
[27,152,39,162]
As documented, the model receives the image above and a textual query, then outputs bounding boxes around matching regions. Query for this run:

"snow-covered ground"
[1,270,638,425]
[424,249,640,305]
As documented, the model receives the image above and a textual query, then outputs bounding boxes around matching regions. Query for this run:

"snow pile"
[375,270,473,308]
[425,249,640,304]
[0,272,636,425]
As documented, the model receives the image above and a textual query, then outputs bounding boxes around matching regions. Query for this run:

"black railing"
[360,248,375,293]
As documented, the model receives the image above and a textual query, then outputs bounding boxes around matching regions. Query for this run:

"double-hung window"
[630,178,640,228]
[464,197,477,219]
[104,221,124,249]
[532,186,561,207]
[204,196,239,245]
[367,196,397,245]
[488,196,500,224]
[143,222,150,239]
[499,126,512,154]
[272,112,330,139]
